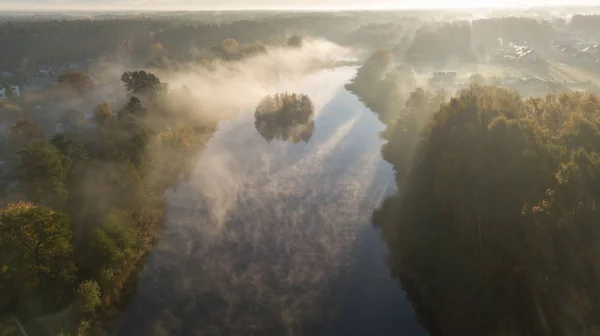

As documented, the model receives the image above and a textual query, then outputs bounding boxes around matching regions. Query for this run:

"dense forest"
[350,51,600,335]
[0,70,217,335]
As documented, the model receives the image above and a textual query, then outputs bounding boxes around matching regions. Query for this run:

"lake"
[117,67,427,336]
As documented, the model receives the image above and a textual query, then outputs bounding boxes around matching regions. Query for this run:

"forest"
[349,49,600,335]
[0,70,217,335]
[2,8,600,336]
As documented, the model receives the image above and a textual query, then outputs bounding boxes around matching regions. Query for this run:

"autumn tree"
[7,118,43,152]
[375,87,600,335]
[93,102,114,127]
[150,42,164,55]
[221,38,240,55]
[0,202,76,293]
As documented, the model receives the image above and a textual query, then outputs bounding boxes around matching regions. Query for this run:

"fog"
[161,38,354,122]
[3,7,600,336]
[117,66,398,334]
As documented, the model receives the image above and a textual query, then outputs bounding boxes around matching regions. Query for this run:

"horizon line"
[0,4,600,13]
[1,4,600,13]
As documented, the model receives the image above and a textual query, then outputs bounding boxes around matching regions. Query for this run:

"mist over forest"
[1,6,600,336]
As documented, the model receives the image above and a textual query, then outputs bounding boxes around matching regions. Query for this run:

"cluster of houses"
[38,62,81,77]
[490,44,546,65]
[0,60,85,100]
[551,40,600,66]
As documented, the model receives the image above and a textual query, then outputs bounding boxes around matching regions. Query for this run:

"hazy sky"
[0,0,598,11]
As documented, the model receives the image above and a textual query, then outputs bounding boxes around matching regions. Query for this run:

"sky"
[0,0,598,11]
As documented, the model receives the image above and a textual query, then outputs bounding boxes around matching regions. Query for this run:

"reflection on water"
[255,119,315,144]
[118,68,426,335]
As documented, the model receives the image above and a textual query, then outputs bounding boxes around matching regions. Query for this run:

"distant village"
[0,59,90,101]
[426,28,600,97]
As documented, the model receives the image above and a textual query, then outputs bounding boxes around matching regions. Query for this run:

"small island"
[254,93,316,143]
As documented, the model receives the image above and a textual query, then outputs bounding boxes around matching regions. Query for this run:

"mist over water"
[117,67,423,335]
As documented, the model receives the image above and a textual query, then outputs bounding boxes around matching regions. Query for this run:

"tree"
[92,102,114,127]
[0,202,76,290]
[18,139,71,205]
[287,33,304,48]
[7,118,43,152]
[121,71,165,96]
[74,280,101,313]
[57,71,94,94]
[221,38,239,55]
[0,103,21,124]
[375,87,600,335]
[150,42,164,55]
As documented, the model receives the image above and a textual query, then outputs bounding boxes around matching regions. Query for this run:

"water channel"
[118,67,427,336]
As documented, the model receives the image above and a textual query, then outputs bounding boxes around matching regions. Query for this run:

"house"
[9,85,20,97]
[39,66,55,76]
[0,85,21,100]
[55,123,65,134]
[430,71,457,86]
[574,52,597,64]
[432,71,457,81]
[582,44,600,55]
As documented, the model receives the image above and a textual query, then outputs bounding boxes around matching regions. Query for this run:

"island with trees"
[254,93,316,143]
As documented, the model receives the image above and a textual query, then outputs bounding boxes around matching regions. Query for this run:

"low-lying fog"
[117,66,422,335]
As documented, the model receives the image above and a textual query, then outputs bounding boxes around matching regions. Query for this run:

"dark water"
[118,68,426,336]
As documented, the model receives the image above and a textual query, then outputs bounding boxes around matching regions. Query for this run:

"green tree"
[74,280,101,313]
[121,71,165,96]
[18,139,71,205]
[0,202,76,290]
[287,33,304,48]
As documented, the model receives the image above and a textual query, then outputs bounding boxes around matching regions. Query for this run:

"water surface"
[118,68,426,336]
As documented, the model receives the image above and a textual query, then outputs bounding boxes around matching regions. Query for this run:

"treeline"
[471,16,555,50]
[0,14,369,75]
[570,15,600,39]
[3,13,590,82]
[350,51,600,335]
[346,51,422,124]
[407,21,476,65]
[0,71,217,335]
